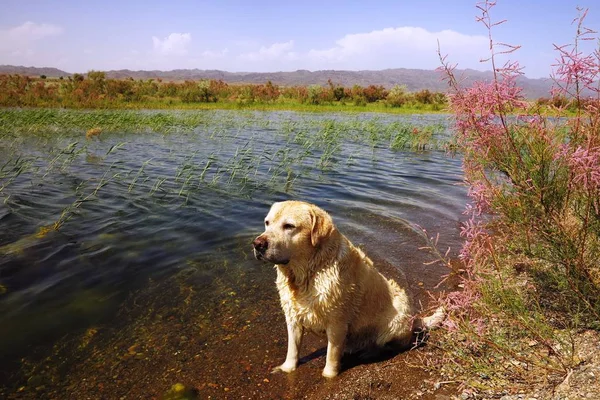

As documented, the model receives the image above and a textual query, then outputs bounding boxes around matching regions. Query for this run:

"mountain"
[0,65,72,78]
[0,65,554,99]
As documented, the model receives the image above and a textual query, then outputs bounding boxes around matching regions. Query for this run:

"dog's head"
[252,201,335,265]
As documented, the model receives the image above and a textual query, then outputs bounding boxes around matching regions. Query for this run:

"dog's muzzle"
[252,236,268,260]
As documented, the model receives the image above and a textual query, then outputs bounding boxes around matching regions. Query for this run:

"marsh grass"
[0,108,450,240]
[0,108,208,136]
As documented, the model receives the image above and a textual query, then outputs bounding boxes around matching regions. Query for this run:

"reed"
[0,108,450,238]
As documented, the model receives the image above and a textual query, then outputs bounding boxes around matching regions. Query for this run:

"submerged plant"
[0,108,451,255]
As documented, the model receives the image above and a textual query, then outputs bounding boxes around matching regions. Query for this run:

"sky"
[1,0,599,79]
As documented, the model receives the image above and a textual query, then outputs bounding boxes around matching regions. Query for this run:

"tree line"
[0,71,448,110]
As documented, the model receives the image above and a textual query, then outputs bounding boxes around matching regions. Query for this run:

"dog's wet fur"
[253,200,444,378]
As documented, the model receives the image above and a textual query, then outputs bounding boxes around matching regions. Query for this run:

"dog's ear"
[310,207,334,247]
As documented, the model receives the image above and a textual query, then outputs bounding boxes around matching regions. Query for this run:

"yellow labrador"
[252,200,444,378]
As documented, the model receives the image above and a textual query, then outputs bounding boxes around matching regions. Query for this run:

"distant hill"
[0,65,554,99]
[0,65,72,78]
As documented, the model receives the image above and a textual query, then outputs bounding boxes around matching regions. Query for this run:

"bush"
[363,84,387,102]
[181,80,216,103]
[353,96,367,107]
[413,89,433,104]
[0,73,447,110]
[386,84,407,107]
[437,1,600,394]
[307,84,323,105]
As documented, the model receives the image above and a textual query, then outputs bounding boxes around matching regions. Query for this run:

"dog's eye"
[283,223,295,230]
[265,220,270,226]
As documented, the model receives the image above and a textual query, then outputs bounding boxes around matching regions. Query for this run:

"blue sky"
[1,0,598,78]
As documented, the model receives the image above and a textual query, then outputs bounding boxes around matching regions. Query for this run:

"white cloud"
[152,33,191,56]
[0,22,500,76]
[0,21,64,65]
[0,22,63,52]
[201,48,229,59]
[306,27,488,70]
[239,40,297,62]
[225,28,489,72]
[7,21,63,41]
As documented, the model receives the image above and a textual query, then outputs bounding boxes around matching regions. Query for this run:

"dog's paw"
[271,362,296,374]
[321,366,339,378]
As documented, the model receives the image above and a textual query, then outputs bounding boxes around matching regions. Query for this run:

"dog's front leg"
[273,320,304,373]
[322,323,347,378]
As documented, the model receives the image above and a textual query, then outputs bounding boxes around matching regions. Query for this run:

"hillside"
[0,65,554,99]
[0,65,72,79]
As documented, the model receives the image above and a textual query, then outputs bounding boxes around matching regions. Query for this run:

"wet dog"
[86,127,102,140]
[252,200,444,378]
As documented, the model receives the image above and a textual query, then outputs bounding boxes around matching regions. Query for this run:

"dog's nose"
[253,236,268,253]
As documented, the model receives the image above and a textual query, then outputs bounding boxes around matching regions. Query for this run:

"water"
[0,110,466,398]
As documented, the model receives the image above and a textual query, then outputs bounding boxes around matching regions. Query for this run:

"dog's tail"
[413,305,445,332]
[411,306,445,348]
[420,305,446,329]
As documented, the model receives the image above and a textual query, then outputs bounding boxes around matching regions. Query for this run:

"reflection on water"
[0,110,466,398]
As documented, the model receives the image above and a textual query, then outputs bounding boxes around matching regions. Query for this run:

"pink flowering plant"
[435,0,600,392]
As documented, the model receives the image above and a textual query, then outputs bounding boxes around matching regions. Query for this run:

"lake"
[0,110,466,399]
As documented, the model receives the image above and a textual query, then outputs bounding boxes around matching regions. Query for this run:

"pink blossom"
[551,7,600,97]
[567,146,600,192]
[466,180,493,215]
[438,0,600,341]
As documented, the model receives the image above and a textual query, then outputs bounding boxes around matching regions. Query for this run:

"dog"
[252,200,444,378]
[85,127,102,140]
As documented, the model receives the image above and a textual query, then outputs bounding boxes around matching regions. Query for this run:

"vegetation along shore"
[0,68,585,115]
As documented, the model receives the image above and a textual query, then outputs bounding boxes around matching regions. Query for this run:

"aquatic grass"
[128,159,153,193]
[0,156,36,194]
[389,123,444,151]
[2,108,451,152]
[0,108,452,241]
[53,163,122,230]
[0,108,209,136]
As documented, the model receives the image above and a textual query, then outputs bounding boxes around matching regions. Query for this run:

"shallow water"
[0,110,466,398]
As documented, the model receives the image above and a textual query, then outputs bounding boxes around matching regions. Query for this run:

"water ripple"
[0,111,467,361]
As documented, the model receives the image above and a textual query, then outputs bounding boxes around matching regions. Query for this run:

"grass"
[0,98,448,115]
[0,108,209,135]
[118,98,448,114]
